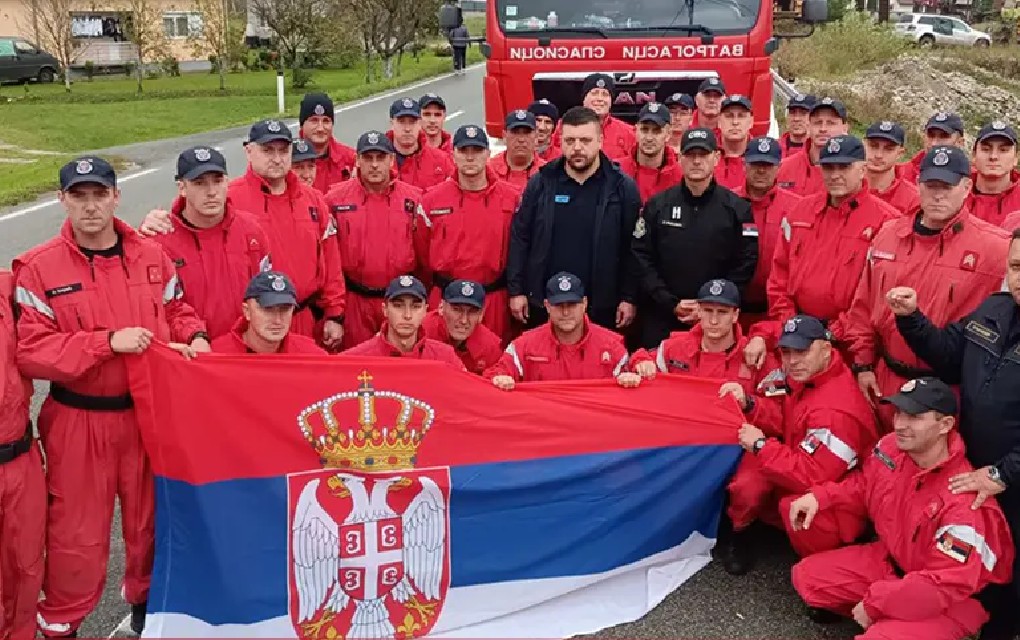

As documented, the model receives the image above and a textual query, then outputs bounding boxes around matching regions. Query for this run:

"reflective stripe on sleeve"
[259,254,272,272]
[656,343,668,373]
[14,286,55,320]
[612,353,629,377]
[803,427,858,469]
[162,275,181,303]
[505,343,524,378]
[934,524,998,571]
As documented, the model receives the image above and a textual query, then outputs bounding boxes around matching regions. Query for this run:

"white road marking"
[0,167,161,223]
[108,612,132,638]
[446,109,465,120]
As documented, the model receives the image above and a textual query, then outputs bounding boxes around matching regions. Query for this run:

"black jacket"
[507,154,642,316]
[897,293,1020,505]
[632,180,757,315]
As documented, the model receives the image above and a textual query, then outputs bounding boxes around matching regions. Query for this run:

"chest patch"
[147,265,162,284]
[960,251,978,271]
[525,355,550,363]
[404,198,416,214]
[965,320,999,345]
[44,283,83,298]
[430,207,454,216]
[331,204,357,213]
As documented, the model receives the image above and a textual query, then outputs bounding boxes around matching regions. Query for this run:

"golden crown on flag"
[297,371,435,471]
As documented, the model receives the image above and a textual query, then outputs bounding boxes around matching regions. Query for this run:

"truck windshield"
[495,0,761,36]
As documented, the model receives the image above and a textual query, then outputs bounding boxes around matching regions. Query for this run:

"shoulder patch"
[965,320,1000,344]
[873,446,896,470]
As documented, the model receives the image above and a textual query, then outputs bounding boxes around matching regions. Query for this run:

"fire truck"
[441,0,827,138]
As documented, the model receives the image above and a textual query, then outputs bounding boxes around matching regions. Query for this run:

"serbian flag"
[128,345,742,639]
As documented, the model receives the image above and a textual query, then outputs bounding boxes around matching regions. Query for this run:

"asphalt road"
[2,64,862,640]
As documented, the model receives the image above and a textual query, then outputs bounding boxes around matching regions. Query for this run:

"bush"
[161,56,181,77]
[431,43,453,57]
[952,46,1020,81]
[827,0,846,22]
[83,61,95,81]
[774,11,910,80]
[291,66,313,89]
[124,62,136,78]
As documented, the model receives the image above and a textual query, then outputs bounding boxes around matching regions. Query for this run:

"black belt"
[0,423,32,465]
[889,556,906,578]
[344,277,387,298]
[882,352,935,380]
[295,295,324,321]
[433,272,507,293]
[50,384,133,412]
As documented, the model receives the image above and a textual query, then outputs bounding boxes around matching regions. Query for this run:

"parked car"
[0,36,61,84]
[893,13,992,47]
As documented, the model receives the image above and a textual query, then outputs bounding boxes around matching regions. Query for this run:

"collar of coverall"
[784,349,846,394]
[895,428,968,479]
[970,169,1020,195]
[378,321,428,355]
[544,315,594,349]
[894,205,969,240]
[60,217,143,262]
[244,165,302,199]
[669,321,746,361]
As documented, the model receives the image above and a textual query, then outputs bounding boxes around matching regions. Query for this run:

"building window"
[163,12,203,39]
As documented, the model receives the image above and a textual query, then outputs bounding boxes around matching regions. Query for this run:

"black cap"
[880,377,958,416]
[356,130,395,155]
[697,77,725,95]
[819,135,866,164]
[248,119,292,145]
[292,139,318,163]
[926,112,965,135]
[636,103,670,127]
[60,157,117,190]
[420,92,446,110]
[582,73,615,97]
[175,146,226,181]
[390,97,421,119]
[545,272,585,304]
[865,121,906,147]
[919,145,971,185]
[787,93,816,112]
[697,279,740,307]
[505,109,537,131]
[244,271,297,307]
[299,92,333,125]
[385,275,427,301]
[721,94,752,111]
[528,99,560,123]
[453,124,489,149]
[443,279,485,309]
[810,97,847,121]
[664,92,695,109]
[744,136,782,165]
[681,127,718,153]
[976,120,1018,146]
[777,315,832,350]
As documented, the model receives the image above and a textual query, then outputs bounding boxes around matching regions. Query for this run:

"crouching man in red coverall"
[0,269,45,640]
[789,377,1015,639]
[485,272,641,388]
[14,157,209,638]
[212,271,325,355]
[718,315,877,575]
[421,279,502,374]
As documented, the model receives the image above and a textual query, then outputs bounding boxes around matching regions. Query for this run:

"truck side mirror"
[439,5,463,31]
[800,0,828,23]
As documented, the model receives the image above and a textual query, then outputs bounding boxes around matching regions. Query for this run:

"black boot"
[130,601,147,636]
[720,527,755,576]
[806,606,841,625]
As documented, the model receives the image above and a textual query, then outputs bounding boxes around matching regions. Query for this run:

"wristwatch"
[851,363,874,375]
[752,437,767,455]
[988,466,1007,488]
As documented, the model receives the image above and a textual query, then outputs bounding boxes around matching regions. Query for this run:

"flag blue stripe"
[149,445,740,625]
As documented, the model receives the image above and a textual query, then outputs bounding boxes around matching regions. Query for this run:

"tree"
[249,0,333,78]
[345,0,441,79]
[119,0,169,94]
[21,0,76,91]
[187,0,244,90]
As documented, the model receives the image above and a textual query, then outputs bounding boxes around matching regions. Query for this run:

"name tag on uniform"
[430,207,453,216]
[526,355,550,363]
[45,283,83,298]
[554,194,571,204]
[331,204,357,213]
[965,320,999,344]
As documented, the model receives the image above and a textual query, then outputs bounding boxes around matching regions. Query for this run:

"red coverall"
[733,185,803,317]
[870,177,920,216]
[227,169,346,338]
[301,135,356,195]
[325,177,423,350]
[792,432,1015,640]
[431,131,453,154]
[484,320,629,382]
[690,112,723,145]
[418,171,520,342]
[969,171,1020,228]
[896,150,925,185]
[386,131,456,191]
[342,323,465,368]
[1002,209,1020,231]
[843,209,1010,431]
[776,147,825,197]
[153,196,271,339]
[537,143,561,162]
[714,154,746,191]
[486,152,546,191]
[731,353,877,556]
[779,133,807,158]
[0,270,45,640]
[751,187,900,348]
[616,148,683,202]
[421,310,503,374]
[210,317,326,354]
[13,219,206,636]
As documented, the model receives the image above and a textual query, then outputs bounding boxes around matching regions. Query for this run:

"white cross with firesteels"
[339,519,403,600]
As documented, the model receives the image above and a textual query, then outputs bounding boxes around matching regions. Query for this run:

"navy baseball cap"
[292,138,318,163]
[420,93,446,110]
[976,120,1018,146]
[390,97,421,119]
[681,127,718,153]
[453,124,489,149]
[919,145,970,185]
[745,136,782,165]
[443,279,485,309]
[176,146,227,181]
[810,97,847,121]
[356,130,395,155]
[697,279,740,307]
[778,315,832,350]
[248,119,292,145]
[664,92,695,109]
[385,275,427,301]
[865,121,906,147]
[505,109,537,131]
[545,272,585,304]
[819,135,866,164]
[787,94,816,112]
[636,103,670,127]
[721,94,752,111]
[528,99,560,122]
[926,112,964,135]
[60,156,117,190]
[244,271,297,307]
[698,77,725,95]
[881,376,957,416]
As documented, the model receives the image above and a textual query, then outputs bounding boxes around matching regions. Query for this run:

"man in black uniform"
[888,229,1020,640]
[632,127,758,348]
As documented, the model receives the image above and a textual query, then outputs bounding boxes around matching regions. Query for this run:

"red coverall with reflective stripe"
[484,320,629,382]
[302,136,356,195]
[733,185,803,314]
[896,150,925,185]
[418,172,520,342]
[342,323,465,368]
[752,188,900,348]
[792,432,1015,640]
[487,152,546,191]
[969,171,1020,228]
[13,219,206,635]
[0,271,45,640]
[616,148,683,203]
[776,147,825,197]
[227,169,346,338]
[843,210,1010,431]
[210,317,327,354]
[421,310,503,374]
[153,197,271,339]
[386,131,456,192]
[870,177,920,216]
[325,178,423,350]
[731,353,877,556]
[715,154,746,191]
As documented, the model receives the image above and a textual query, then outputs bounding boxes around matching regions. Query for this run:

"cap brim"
[180,164,227,181]
[696,295,739,307]
[386,290,426,301]
[546,293,584,305]
[506,122,536,131]
[699,88,725,95]
[682,142,717,153]
[292,153,319,163]
[637,117,670,127]
[392,110,421,119]
[744,154,780,165]
[879,393,930,415]
[865,133,904,146]
[787,103,811,111]
[810,106,847,119]
[777,334,815,350]
[818,155,863,165]
[977,132,1018,145]
[443,296,484,309]
[62,175,115,190]
[253,292,297,307]
[250,134,292,144]
[358,145,394,155]
[919,168,966,185]
[454,141,489,149]
[926,123,960,134]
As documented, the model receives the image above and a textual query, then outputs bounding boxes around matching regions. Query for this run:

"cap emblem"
[933,150,950,167]
[558,276,572,292]
[784,319,798,333]
[267,120,282,132]
[821,97,833,105]
[539,99,550,104]
[689,129,708,139]
[75,159,93,175]
[992,120,1008,131]
[296,140,308,152]
[367,132,380,144]
[757,139,771,152]
[194,148,212,162]
[901,379,917,392]
[879,121,894,132]
[794,93,805,101]
[403,98,413,108]
[313,104,325,115]
[270,276,286,292]
[709,280,724,296]
[466,126,478,138]
[827,138,841,154]
[461,282,475,296]
[730,93,743,101]
[515,109,527,119]
[648,103,660,112]
[399,275,414,287]
[596,78,606,88]
[708,78,718,85]
[935,112,949,122]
